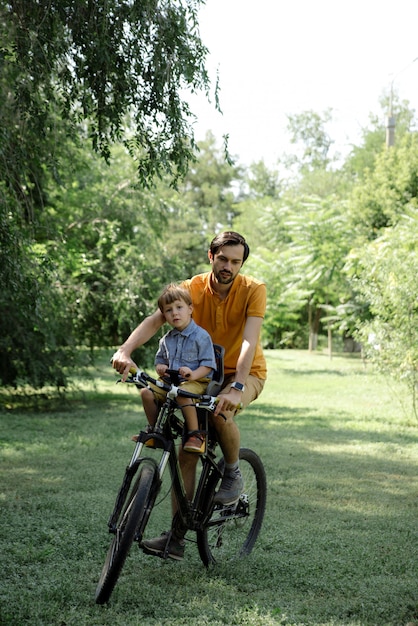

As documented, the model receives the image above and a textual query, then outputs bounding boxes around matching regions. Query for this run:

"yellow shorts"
[220,375,265,413]
[148,377,210,402]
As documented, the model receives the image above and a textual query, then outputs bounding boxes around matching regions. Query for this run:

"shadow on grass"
[242,402,418,443]
[281,368,352,377]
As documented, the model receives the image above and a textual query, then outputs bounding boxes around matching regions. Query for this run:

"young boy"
[139,284,217,453]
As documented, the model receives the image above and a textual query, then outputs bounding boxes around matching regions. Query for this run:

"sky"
[188,0,418,168]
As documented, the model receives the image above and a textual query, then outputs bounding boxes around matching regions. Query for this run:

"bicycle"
[95,345,267,604]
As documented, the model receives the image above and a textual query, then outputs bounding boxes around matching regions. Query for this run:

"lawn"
[1,350,417,625]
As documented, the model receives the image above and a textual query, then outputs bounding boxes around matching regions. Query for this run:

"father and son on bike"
[112,231,267,560]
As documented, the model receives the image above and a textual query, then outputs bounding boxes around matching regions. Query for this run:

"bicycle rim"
[95,460,158,604]
[197,448,267,566]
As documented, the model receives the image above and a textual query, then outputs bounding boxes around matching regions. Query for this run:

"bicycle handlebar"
[113,364,242,413]
[124,367,222,410]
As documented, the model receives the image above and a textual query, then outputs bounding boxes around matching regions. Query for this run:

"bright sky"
[189,0,418,168]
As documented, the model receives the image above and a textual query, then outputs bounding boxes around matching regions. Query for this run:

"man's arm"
[233,316,263,384]
[112,309,165,380]
[215,316,263,414]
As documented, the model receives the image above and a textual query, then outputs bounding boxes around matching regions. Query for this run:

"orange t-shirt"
[181,272,267,380]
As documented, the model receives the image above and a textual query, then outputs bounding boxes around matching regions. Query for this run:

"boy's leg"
[180,403,205,453]
[131,383,165,443]
[176,398,199,432]
[178,380,208,453]
[176,448,199,503]
[140,387,159,425]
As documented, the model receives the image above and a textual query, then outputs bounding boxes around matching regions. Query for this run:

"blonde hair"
[157,283,192,313]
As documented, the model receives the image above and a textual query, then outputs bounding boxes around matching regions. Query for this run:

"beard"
[213,268,235,284]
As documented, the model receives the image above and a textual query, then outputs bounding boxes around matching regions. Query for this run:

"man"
[112,231,267,559]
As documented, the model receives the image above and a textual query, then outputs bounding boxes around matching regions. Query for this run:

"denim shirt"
[155,319,216,378]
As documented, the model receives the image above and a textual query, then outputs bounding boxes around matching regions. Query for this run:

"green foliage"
[0,0,215,387]
[348,210,418,418]
[284,108,334,173]
[41,145,193,360]
[343,96,415,181]
[246,160,281,198]
[152,131,243,276]
[245,194,352,349]
[0,192,76,388]
[1,0,212,198]
[246,246,310,348]
[348,133,418,239]
[13,130,241,368]
[343,123,385,180]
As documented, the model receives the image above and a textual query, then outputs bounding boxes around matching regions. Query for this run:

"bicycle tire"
[196,447,266,566]
[95,459,158,604]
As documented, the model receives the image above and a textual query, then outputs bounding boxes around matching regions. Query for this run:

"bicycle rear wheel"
[196,447,266,566]
[95,459,158,604]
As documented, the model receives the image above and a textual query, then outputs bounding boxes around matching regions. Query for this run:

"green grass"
[1,350,417,625]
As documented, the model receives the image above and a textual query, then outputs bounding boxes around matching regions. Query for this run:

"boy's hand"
[179,366,193,379]
[156,364,168,377]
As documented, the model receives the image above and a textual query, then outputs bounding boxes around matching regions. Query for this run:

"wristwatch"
[230,381,245,392]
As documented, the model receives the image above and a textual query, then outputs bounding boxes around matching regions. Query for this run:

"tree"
[348,132,418,240]
[39,144,181,354]
[158,132,243,276]
[246,111,353,351]
[244,243,311,348]
[348,210,418,418]
[1,0,212,205]
[284,109,334,174]
[245,160,281,199]
[278,196,352,351]
[0,187,76,388]
[0,0,214,388]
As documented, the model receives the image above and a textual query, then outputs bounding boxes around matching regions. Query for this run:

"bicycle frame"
[96,363,267,604]
[107,370,222,538]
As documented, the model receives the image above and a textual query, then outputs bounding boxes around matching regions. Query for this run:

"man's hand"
[111,348,138,382]
[214,388,242,416]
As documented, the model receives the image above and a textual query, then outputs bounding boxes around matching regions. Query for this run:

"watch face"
[232,382,244,391]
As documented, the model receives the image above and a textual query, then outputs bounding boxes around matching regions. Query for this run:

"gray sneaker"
[141,531,185,561]
[213,468,244,506]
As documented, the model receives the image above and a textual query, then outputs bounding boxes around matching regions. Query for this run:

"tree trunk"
[309,303,321,352]
[327,322,332,360]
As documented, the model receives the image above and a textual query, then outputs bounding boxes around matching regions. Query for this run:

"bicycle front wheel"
[95,459,158,604]
[197,447,267,566]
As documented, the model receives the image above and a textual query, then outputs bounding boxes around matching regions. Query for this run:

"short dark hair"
[157,284,192,312]
[209,231,250,263]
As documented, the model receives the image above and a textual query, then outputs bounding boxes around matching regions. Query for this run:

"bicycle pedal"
[214,501,238,513]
